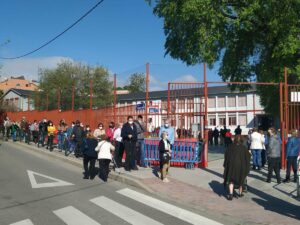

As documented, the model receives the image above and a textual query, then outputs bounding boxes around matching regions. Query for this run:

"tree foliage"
[35,61,113,110]
[151,0,300,115]
[124,73,146,93]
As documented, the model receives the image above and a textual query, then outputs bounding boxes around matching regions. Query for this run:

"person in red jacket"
[106,122,115,142]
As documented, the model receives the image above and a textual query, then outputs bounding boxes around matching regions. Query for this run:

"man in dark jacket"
[38,119,48,147]
[134,115,147,167]
[82,133,98,179]
[121,116,138,171]
[72,120,85,158]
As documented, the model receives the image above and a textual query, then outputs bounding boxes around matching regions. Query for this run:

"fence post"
[114,74,117,123]
[90,79,93,110]
[145,63,149,137]
[202,63,208,168]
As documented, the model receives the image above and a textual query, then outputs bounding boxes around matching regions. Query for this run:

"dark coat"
[82,137,98,158]
[159,139,171,161]
[223,143,251,186]
[72,125,85,143]
[121,122,138,142]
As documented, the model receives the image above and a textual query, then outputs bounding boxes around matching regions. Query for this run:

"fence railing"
[143,138,202,169]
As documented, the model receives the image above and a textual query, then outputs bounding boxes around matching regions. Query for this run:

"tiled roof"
[2,88,35,98]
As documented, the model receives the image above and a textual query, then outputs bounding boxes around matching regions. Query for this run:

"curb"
[6,141,154,194]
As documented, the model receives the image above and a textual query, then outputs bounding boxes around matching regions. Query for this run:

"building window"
[219,116,226,126]
[208,116,216,126]
[228,96,236,107]
[208,97,216,108]
[239,114,247,126]
[218,97,225,108]
[228,115,237,126]
[238,96,247,107]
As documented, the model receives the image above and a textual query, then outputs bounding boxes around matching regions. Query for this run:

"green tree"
[124,73,146,93]
[35,61,113,110]
[151,0,300,115]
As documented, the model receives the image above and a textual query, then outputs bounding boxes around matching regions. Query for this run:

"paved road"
[0,142,223,225]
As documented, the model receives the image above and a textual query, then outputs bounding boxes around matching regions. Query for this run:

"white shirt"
[95,141,115,160]
[113,128,122,142]
[250,132,265,150]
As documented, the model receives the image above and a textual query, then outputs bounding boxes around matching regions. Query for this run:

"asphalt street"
[0,142,223,225]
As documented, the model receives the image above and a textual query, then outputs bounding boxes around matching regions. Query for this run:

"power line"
[0,0,105,60]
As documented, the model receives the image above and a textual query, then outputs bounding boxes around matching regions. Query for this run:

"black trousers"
[75,141,83,157]
[214,136,218,145]
[267,157,281,182]
[83,155,96,178]
[99,159,111,182]
[261,150,267,166]
[124,140,136,171]
[114,141,124,167]
[47,135,54,150]
[286,156,298,180]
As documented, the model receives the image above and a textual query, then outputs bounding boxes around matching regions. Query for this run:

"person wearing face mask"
[134,115,147,168]
[159,131,172,183]
[159,119,175,147]
[121,116,138,171]
[65,122,76,155]
[93,123,105,140]
[47,121,56,151]
[71,120,85,158]
[106,122,115,142]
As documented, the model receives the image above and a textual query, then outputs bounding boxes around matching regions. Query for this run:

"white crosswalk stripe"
[90,196,163,225]
[117,188,223,225]
[10,219,34,225]
[53,206,101,225]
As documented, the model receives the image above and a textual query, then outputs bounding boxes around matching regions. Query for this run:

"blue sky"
[0,0,221,90]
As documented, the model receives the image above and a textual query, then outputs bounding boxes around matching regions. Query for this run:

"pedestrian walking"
[121,116,138,171]
[113,123,124,167]
[250,128,265,170]
[47,121,56,151]
[283,129,300,183]
[82,132,98,180]
[223,135,251,200]
[95,134,115,182]
[159,131,172,183]
[266,128,282,184]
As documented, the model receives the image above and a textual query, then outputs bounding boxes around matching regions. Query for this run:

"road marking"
[117,188,223,225]
[90,196,163,225]
[53,206,100,225]
[10,219,34,225]
[27,170,73,189]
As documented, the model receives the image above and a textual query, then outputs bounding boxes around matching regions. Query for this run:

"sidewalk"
[8,141,300,225]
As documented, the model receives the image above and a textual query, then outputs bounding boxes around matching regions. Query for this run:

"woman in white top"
[113,123,124,167]
[93,123,105,139]
[95,134,115,182]
[250,128,265,170]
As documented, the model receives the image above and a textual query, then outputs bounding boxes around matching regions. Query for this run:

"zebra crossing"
[9,188,223,225]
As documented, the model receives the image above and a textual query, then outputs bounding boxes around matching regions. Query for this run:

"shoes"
[162,178,170,183]
[277,180,281,184]
[227,194,233,201]
[266,179,271,183]
[293,178,297,183]
[283,178,290,183]
[238,193,244,198]
[83,176,89,179]
[132,167,139,171]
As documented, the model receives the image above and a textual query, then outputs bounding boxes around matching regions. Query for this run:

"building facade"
[1,89,35,111]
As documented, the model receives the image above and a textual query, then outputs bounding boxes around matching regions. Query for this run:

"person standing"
[121,116,138,171]
[38,119,48,147]
[3,117,11,141]
[213,127,219,146]
[260,129,267,167]
[113,123,124,167]
[266,128,282,184]
[208,129,213,146]
[159,119,175,148]
[20,116,27,142]
[134,115,147,167]
[159,131,172,183]
[234,125,242,136]
[30,120,39,144]
[93,123,105,140]
[72,120,85,158]
[220,126,227,146]
[57,120,68,151]
[224,129,233,148]
[95,135,115,182]
[82,131,98,179]
[223,135,251,200]
[106,122,115,142]
[283,129,300,183]
[47,121,56,151]
[250,128,265,170]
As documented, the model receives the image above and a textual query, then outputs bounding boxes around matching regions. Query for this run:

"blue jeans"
[12,131,17,141]
[137,139,145,167]
[252,149,262,168]
[58,132,65,150]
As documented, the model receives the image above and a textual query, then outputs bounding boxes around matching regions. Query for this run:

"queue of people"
[223,126,300,201]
